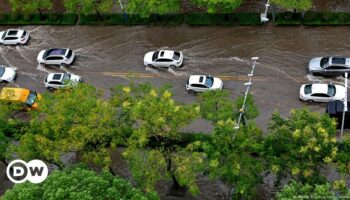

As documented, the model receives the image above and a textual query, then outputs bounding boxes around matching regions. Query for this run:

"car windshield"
[205,76,214,87]
[321,57,329,68]
[25,90,37,107]
[0,66,5,77]
[173,52,181,60]
[66,50,72,59]
[327,84,336,97]
[63,73,71,82]
[152,51,159,61]
[304,84,312,94]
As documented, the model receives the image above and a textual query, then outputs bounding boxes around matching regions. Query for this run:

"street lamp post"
[341,72,348,138]
[235,57,259,129]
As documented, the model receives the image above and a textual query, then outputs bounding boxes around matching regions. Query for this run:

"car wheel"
[170,65,176,69]
[307,99,314,104]
[47,87,55,91]
[188,89,195,94]
[40,63,46,67]
[147,64,154,68]
[3,80,8,83]
[61,63,68,67]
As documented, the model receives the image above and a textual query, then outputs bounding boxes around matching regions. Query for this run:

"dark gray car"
[308,57,350,76]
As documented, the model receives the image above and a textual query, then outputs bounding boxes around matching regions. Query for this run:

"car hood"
[333,85,346,100]
[70,74,81,82]
[1,68,16,80]
[308,57,322,71]
[212,77,223,89]
[144,52,154,63]
[37,50,46,60]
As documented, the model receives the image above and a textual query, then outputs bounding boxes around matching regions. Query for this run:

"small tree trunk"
[272,4,276,25]
[228,187,234,200]
[95,8,103,21]
[38,8,43,19]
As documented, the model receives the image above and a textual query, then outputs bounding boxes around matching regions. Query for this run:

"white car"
[0,65,16,83]
[144,50,183,68]
[308,57,350,76]
[299,83,345,103]
[37,48,75,67]
[0,29,29,45]
[44,73,82,90]
[186,75,223,93]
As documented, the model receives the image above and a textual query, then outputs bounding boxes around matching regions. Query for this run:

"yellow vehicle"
[0,87,42,110]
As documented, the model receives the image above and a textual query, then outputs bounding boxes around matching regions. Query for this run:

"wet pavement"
[1,25,348,131]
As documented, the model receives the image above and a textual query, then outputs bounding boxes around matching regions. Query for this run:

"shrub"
[275,12,301,26]
[48,13,61,23]
[0,14,7,22]
[9,13,20,21]
[23,14,32,22]
[321,12,334,22]
[236,13,261,25]
[185,13,227,26]
[61,13,77,25]
[303,10,318,22]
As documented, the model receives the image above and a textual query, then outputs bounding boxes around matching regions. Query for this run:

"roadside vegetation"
[1,82,350,199]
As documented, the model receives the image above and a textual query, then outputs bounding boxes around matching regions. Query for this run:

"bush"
[23,14,32,22]
[61,13,77,25]
[275,12,301,26]
[9,13,20,21]
[150,14,184,26]
[185,13,231,26]
[236,13,261,25]
[303,10,318,22]
[0,14,7,22]
[48,13,62,24]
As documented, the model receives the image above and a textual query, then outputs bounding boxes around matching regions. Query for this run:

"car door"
[155,58,172,68]
[46,56,62,65]
[311,93,331,102]
[3,37,18,45]
[191,84,208,92]
[325,65,347,75]
[49,81,63,89]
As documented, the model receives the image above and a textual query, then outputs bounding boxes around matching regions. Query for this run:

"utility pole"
[235,57,259,129]
[341,72,348,138]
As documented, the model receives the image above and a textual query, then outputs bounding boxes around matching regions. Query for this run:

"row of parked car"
[299,56,350,103]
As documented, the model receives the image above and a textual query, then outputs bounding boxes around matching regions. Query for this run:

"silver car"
[44,73,81,91]
[186,75,223,93]
[144,50,183,68]
[308,57,350,76]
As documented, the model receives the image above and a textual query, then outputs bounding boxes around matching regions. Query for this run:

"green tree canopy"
[277,181,350,199]
[190,0,242,13]
[1,166,159,200]
[126,0,180,18]
[63,0,113,15]
[271,0,312,10]
[264,109,338,185]
[16,84,120,167]
[111,83,204,194]
[9,0,53,15]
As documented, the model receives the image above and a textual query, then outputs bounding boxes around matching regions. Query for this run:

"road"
[1,25,350,131]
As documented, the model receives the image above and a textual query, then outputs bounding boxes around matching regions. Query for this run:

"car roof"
[309,84,330,94]
[329,57,350,67]
[47,73,64,82]
[158,50,174,59]
[188,75,207,84]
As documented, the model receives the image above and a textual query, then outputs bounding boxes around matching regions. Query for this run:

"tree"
[270,0,312,11]
[1,166,159,200]
[9,0,53,17]
[190,0,242,13]
[64,0,113,19]
[276,181,350,199]
[15,84,120,168]
[126,0,180,18]
[199,91,263,199]
[111,83,204,195]
[264,109,338,186]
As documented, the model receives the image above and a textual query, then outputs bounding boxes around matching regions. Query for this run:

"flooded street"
[1,25,349,131]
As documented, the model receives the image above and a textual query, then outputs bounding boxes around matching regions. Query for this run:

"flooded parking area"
[1,25,350,130]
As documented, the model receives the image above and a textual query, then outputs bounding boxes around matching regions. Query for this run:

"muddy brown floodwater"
[1,25,350,199]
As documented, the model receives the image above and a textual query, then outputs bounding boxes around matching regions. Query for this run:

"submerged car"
[0,29,29,45]
[0,65,16,83]
[186,75,223,93]
[308,57,350,76]
[144,50,183,68]
[44,72,82,90]
[37,48,75,67]
[299,83,345,103]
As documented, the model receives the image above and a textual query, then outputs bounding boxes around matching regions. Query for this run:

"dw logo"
[6,159,48,184]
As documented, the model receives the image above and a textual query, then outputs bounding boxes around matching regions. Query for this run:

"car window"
[191,84,207,88]
[21,31,27,38]
[49,81,63,85]
[46,56,62,61]
[327,65,348,70]
[63,73,71,82]
[311,93,330,97]
[173,52,181,60]
[1,31,7,40]
[66,50,73,59]
[4,37,17,40]
[25,91,37,107]
[327,85,336,97]
[156,59,172,62]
